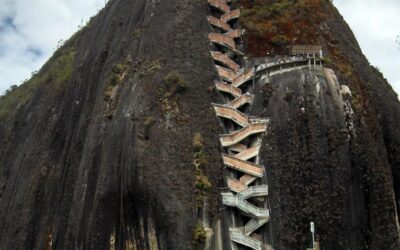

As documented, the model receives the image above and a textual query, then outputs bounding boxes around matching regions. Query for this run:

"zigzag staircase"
[207,0,273,249]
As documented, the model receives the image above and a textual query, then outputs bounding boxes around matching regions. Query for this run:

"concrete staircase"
[245,217,270,236]
[239,185,269,200]
[235,145,260,161]
[208,16,232,32]
[206,0,274,248]
[208,33,237,51]
[228,94,254,109]
[215,81,242,97]
[215,65,237,82]
[211,51,240,72]
[207,0,230,13]
[232,68,255,87]
[212,104,250,127]
[221,192,269,218]
[230,228,273,250]
[222,154,264,177]
[221,9,241,23]
[219,123,268,147]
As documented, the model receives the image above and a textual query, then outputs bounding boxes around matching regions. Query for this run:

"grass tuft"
[0,48,76,120]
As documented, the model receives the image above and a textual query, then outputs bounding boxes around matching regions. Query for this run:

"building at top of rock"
[291,45,323,58]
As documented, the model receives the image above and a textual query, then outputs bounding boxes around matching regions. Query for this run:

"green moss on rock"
[193,223,207,243]
[0,48,76,120]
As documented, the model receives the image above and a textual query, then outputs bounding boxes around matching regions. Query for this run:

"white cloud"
[335,0,400,95]
[0,0,105,94]
[0,0,399,97]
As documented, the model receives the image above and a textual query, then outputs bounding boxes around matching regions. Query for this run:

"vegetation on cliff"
[0,48,76,120]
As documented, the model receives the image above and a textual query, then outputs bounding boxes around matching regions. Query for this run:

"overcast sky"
[0,0,399,95]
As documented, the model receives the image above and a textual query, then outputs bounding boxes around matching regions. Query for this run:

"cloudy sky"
[0,0,399,95]
[335,0,400,95]
[0,0,105,94]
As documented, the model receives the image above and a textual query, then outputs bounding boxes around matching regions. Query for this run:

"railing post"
[310,222,315,249]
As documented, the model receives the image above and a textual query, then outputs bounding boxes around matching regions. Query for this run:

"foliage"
[242,0,292,20]
[338,63,353,77]
[194,151,209,168]
[283,90,294,102]
[0,48,76,120]
[195,174,212,191]
[143,116,156,127]
[323,57,333,66]
[164,70,187,97]
[158,70,189,123]
[193,223,207,243]
[192,132,204,150]
[192,132,212,207]
[271,34,289,46]
[133,28,142,38]
[138,59,162,78]
[108,63,129,87]
[112,63,129,75]
[104,61,130,120]
[236,0,326,55]
[141,116,157,140]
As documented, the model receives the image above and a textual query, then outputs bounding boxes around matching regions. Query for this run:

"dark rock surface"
[0,0,399,249]
[237,0,400,248]
[0,0,223,249]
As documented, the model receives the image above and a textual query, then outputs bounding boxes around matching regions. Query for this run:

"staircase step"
[219,122,268,147]
[238,185,268,199]
[228,94,254,109]
[232,67,255,87]
[222,192,270,217]
[245,217,269,236]
[213,103,250,127]
[226,29,245,39]
[207,16,232,32]
[207,0,230,13]
[209,33,237,51]
[235,145,260,161]
[215,65,237,82]
[227,178,248,192]
[211,51,240,72]
[229,228,263,250]
[222,154,263,177]
[221,9,241,23]
[240,174,258,186]
[215,81,242,98]
[229,143,247,152]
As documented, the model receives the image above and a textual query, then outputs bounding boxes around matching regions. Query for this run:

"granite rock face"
[0,0,399,249]
[0,0,223,249]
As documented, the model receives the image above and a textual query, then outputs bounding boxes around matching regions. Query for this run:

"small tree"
[5,85,18,95]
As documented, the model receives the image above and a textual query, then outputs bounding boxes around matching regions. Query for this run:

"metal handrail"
[213,103,250,127]
[219,123,268,147]
[235,145,260,161]
[232,67,255,87]
[207,0,230,13]
[220,8,241,22]
[215,81,242,97]
[230,228,262,250]
[222,154,264,177]
[228,94,254,109]
[222,193,269,217]
[207,16,232,32]
[238,185,268,199]
[245,217,269,235]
